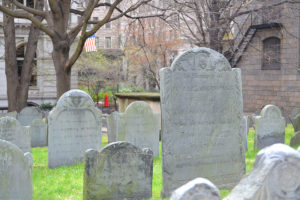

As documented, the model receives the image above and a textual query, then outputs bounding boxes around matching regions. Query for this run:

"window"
[105,0,110,9]
[105,22,111,29]
[262,37,281,70]
[95,37,99,49]
[105,37,111,48]
[17,0,34,8]
[16,43,37,86]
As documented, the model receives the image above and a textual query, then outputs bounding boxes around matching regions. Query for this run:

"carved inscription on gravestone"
[0,116,31,153]
[48,90,102,168]
[0,139,32,200]
[160,47,245,197]
[118,101,159,156]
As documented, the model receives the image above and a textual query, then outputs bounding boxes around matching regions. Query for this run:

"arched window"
[262,37,281,70]
[16,43,37,86]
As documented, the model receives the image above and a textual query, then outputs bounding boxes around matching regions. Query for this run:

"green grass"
[32,125,297,199]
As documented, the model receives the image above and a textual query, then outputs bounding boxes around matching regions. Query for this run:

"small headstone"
[224,144,300,200]
[160,47,245,197]
[0,116,31,153]
[17,106,43,126]
[48,89,102,168]
[254,105,285,149]
[290,108,300,132]
[29,119,47,147]
[83,141,153,200]
[290,132,300,147]
[243,116,249,151]
[106,111,120,143]
[170,178,221,200]
[0,111,17,119]
[118,101,159,156]
[0,139,32,200]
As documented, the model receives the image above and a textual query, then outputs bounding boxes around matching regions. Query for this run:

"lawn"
[32,124,296,199]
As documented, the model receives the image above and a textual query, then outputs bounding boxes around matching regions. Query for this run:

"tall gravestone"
[29,119,47,147]
[48,89,102,168]
[117,101,159,156]
[0,139,32,200]
[83,141,153,200]
[160,47,245,197]
[224,144,300,200]
[170,178,221,200]
[17,106,43,126]
[106,111,120,143]
[0,116,31,153]
[254,105,285,149]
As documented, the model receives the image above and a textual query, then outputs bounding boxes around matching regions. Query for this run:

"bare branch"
[10,0,46,17]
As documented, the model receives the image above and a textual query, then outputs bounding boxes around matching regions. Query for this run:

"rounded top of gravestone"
[55,89,94,109]
[260,104,282,118]
[170,177,221,200]
[0,116,22,127]
[124,101,153,115]
[19,106,42,116]
[170,47,231,72]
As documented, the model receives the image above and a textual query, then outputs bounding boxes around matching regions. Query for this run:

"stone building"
[231,0,300,116]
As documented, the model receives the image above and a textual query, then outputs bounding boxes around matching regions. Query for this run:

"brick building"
[231,0,300,116]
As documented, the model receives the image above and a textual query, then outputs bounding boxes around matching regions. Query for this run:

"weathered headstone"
[254,105,285,149]
[0,139,32,200]
[0,111,17,119]
[290,108,300,147]
[160,47,245,197]
[0,116,31,153]
[29,119,47,147]
[48,89,102,168]
[17,106,43,126]
[243,116,249,151]
[106,111,120,143]
[118,101,159,156]
[224,144,300,200]
[83,141,153,200]
[170,178,221,200]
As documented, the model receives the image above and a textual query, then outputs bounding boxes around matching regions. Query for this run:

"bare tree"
[0,0,160,112]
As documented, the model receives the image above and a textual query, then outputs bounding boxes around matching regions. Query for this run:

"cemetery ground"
[32,125,295,200]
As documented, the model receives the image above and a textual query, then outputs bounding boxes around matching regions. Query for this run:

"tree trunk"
[52,44,71,99]
[3,1,18,112]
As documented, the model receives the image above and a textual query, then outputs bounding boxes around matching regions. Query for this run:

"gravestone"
[83,141,153,200]
[0,116,31,153]
[29,119,47,147]
[254,105,285,149]
[224,144,300,200]
[243,116,249,151]
[290,108,300,146]
[17,106,43,126]
[48,89,102,168]
[0,111,17,119]
[170,178,221,200]
[0,139,32,200]
[118,101,159,156]
[160,47,245,197]
[106,111,120,143]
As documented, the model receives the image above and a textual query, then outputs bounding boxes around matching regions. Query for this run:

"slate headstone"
[106,111,120,143]
[170,178,221,200]
[254,105,285,149]
[224,144,300,200]
[160,47,245,197]
[48,89,102,168]
[290,108,300,132]
[290,132,300,147]
[118,101,159,156]
[0,139,32,200]
[83,141,153,200]
[0,116,31,153]
[29,119,47,147]
[17,106,43,126]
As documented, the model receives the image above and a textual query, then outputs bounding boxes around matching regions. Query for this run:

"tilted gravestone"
[170,178,221,200]
[17,106,43,126]
[0,139,32,200]
[117,101,159,157]
[224,144,300,200]
[48,89,102,168]
[106,111,120,143]
[29,119,47,147]
[0,116,31,153]
[83,141,153,200]
[254,105,285,150]
[289,108,300,146]
[160,47,245,197]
